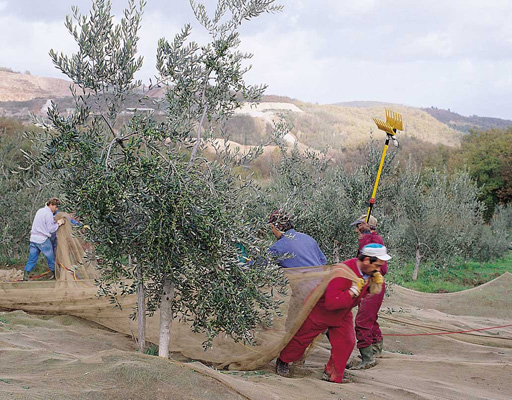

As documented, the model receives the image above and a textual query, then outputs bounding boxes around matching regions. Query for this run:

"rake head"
[386,109,403,131]
[373,109,403,136]
[372,118,395,135]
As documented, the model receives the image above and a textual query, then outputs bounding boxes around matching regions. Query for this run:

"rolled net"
[0,213,369,369]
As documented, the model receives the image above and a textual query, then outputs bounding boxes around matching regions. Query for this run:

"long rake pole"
[366,135,391,223]
[366,109,403,223]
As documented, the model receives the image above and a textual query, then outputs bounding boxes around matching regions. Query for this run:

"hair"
[268,209,294,232]
[46,197,61,207]
[358,253,378,264]
[356,222,371,235]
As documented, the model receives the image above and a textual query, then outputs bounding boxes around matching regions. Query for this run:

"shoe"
[321,370,354,383]
[350,346,377,370]
[49,271,56,280]
[373,339,383,358]
[23,271,29,281]
[275,358,290,377]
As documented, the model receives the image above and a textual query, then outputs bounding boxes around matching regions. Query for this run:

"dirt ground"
[1,271,511,400]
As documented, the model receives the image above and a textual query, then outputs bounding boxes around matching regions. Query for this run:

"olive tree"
[386,163,485,280]
[26,0,287,357]
[263,136,397,263]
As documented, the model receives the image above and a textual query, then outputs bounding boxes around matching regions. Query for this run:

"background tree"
[25,0,287,358]
[458,128,512,219]
[262,135,397,263]
[386,163,488,280]
[0,117,54,261]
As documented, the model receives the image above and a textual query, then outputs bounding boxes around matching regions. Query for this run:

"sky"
[1,0,512,119]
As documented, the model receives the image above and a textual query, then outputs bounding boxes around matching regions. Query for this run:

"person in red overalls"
[348,215,388,370]
[275,244,391,383]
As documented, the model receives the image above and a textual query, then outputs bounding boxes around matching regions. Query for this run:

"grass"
[387,251,512,293]
[0,255,50,275]
[144,344,159,356]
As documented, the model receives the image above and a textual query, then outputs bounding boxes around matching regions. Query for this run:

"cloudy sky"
[1,0,512,119]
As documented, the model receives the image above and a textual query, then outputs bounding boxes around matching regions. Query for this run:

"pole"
[366,109,403,222]
[366,135,392,223]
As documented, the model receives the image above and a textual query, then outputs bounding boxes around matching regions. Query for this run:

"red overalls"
[278,258,369,383]
[356,233,387,349]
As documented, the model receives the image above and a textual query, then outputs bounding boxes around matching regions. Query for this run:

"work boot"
[23,271,29,281]
[373,339,383,358]
[350,346,377,370]
[275,358,290,377]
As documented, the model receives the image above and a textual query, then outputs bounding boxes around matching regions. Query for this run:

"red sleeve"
[324,277,354,311]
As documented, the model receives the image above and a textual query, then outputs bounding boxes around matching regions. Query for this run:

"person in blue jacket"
[268,210,327,268]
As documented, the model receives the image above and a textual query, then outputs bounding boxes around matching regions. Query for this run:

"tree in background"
[25,0,287,357]
[262,136,397,263]
[458,128,512,219]
[0,117,54,260]
[262,137,509,281]
[385,164,487,280]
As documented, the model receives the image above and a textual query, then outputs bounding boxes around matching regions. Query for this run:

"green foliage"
[0,117,55,259]
[260,136,398,263]
[25,0,287,348]
[262,136,509,279]
[144,344,159,356]
[388,252,512,292]
[458,128,512,219]
[386,164,486,270]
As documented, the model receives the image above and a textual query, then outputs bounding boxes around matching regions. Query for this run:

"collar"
[280,229,296,239]
[356,263,370,280]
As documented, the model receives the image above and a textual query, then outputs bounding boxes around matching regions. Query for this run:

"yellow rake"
[365,109,403,223]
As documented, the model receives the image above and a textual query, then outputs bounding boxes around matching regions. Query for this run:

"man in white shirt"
[23,198,65,281]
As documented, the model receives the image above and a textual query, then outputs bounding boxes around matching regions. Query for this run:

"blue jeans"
[25,239,55,272]
[50,233,58,255]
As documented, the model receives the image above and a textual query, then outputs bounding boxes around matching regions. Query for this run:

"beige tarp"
[0,213,370,370]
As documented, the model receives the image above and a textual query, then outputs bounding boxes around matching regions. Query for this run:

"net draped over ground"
[0,214,366,369]
[2,216,512,399]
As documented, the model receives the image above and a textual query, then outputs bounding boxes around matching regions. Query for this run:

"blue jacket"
[269,229,327,268]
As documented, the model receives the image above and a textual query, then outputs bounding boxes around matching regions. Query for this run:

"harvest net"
[0,213,365,369]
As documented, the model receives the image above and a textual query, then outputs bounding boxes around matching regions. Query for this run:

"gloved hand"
[57,218,66,226]
[371,272,384,285]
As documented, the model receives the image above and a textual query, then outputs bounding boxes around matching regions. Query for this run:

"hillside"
[2,70,512,153]
[422,106,512,133]
[0,69,72,102]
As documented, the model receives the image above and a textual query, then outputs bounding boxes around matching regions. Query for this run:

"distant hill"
[0,69,72,102]
[0,69,506,155]
[422,107,512,133]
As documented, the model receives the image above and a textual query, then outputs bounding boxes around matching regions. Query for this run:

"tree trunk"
[134,258,146,353]
[412,245,421,281]
[158,275,174,358]
[333,239,341,263]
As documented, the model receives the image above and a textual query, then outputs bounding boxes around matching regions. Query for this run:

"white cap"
[361,243,392,261]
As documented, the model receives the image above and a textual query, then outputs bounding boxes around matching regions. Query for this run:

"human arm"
[324,277,357,311]
[46,210,61,234]
[318,246,327,265]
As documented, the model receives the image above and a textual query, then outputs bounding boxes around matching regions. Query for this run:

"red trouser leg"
[279,316,326,363]
[326,311,355,383]
[355,282,385,348]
